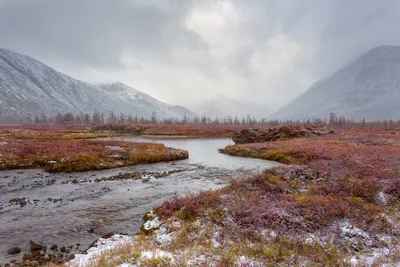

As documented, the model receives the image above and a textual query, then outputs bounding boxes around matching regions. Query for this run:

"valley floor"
[67,127,400,266]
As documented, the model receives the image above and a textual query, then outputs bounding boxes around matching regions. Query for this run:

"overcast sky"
[1,0,400,110]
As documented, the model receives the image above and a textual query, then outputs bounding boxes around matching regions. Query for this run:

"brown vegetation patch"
[0,128,188,172]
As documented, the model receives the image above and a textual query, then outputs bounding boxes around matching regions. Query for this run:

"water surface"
[0,137,280,263]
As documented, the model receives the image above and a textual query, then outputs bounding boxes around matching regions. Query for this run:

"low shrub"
[155,190,222,221]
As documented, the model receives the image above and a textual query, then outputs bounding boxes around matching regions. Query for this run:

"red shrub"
[155,190,222,220]
[291,195,349,229]
[314,177,383,202]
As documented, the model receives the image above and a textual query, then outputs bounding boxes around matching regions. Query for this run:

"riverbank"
[1,137,280,266]
[0,127,188,172]
[75,128,400,266]
[94,124,249,137]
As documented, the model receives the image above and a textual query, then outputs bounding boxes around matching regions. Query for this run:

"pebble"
[7,247,21,255]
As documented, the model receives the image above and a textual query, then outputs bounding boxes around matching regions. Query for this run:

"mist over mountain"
[0,48,193,119]
[192,97,271,120]
[3,45,400,123]
[98,82,195,119]
[272,46,400,121]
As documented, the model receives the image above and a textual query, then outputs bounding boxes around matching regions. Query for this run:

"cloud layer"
[1,0,400,110]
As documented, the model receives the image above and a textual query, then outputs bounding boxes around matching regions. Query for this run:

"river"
[0,137,280,263]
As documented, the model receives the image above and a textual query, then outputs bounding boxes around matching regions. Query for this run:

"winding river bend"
[0,137,280,262]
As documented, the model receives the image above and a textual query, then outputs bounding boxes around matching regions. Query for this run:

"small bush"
[155,190,221,221]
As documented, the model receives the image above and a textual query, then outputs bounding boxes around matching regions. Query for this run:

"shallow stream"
[0,137,280,262]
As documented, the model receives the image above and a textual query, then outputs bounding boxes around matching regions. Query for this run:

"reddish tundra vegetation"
[94,124,250,137]
[2,124,400,265]
[0,127,188,172]
[91,125,400,266]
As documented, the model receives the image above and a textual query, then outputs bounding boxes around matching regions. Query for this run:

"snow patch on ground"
[105,154,124,158]
[140,250,174,261]
[143,211,161,231]
[378,191,388,204]
[115,250,174,266]
[155,225,172,245]
[340,221,370,239]
[237,256,263,267]
[171,220,182,229]
[68,235,133,267]
[260,229,277,241]
[350,247,392,266]
[212,229,221,248]
[105,145,125,151]
[305,233,317,245]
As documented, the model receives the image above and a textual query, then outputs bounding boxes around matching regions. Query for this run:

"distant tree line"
[0,111,399,129]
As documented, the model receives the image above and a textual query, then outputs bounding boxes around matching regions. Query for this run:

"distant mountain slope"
[0,48,122,117]
[192,97,271,119]
[272,46,400,121]
[99,82,195,118]
[0,48,194,118]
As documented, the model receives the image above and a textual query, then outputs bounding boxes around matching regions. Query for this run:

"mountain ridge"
[0,48,194,119]
[98,82,195,119]
[271,45,400,121]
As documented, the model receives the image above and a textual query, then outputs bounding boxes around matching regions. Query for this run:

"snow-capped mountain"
[272,46,400,121]
[99,82,195,118]
[192,97,271,119]
[0,48,194,119]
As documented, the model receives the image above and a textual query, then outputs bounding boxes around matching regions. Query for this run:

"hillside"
[272,46,400,121]
[0,48,193,119]
[99,82,195,119]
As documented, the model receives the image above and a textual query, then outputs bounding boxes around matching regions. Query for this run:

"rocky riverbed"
[0,137,281,266]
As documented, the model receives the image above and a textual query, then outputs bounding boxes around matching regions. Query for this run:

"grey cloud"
[1,0,400,111]
[0,0,208,68]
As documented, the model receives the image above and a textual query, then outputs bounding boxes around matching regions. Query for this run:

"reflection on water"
[0,137,281,262]
[104,136,276,170]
